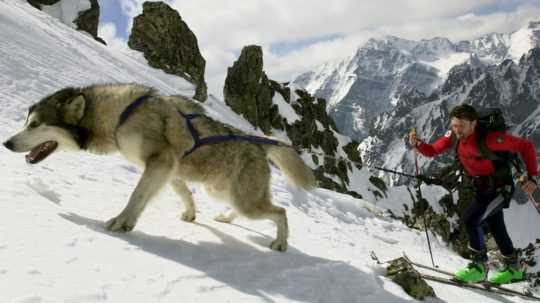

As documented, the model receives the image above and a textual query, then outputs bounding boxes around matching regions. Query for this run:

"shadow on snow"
[59,212,422,303]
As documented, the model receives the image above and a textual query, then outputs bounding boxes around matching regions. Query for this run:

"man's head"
[449,104,478,139]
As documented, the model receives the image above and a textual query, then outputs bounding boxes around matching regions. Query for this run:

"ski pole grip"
[410,128,417,148]
[517,175,536,185]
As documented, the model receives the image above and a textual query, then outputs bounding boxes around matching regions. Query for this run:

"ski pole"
[372,166,440,184]
[412,128,437,268]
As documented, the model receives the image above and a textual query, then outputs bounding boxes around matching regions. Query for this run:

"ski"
[401,252,453,276]
[418,273,540,300]
[402,252,535,282]
[402,252,540,300]
[371,251,540,299]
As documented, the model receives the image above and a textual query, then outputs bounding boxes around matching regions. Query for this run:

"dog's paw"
[270,239,288,252]
[180,211,196,222]
[105,215,135,233]
[214,213,233,223]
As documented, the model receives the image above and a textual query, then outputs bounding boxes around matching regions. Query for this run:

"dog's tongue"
[25,141,58,164]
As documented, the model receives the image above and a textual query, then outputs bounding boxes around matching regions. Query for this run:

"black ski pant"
[462,179,515,257]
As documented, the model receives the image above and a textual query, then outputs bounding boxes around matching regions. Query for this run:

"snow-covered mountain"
[1,2,539,302]
[293,21,540,140]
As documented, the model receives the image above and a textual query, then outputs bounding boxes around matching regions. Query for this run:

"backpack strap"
[475,130,497,160]
[452,130,522,185]
[450,132,466,184]
[475,130,523,176]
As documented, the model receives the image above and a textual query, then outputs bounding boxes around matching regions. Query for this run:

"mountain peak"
[363,36,417,52]
[413,37,456,61]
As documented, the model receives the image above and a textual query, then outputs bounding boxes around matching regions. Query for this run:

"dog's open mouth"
[25,141,58,164]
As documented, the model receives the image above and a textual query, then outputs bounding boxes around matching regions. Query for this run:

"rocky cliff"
[128,1,208,101]
[224,45,366,198]
[27,0,105,44]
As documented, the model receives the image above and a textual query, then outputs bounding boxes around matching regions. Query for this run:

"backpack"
[452,108,523,206]
[474,108,522,178]
[477,108,507,131]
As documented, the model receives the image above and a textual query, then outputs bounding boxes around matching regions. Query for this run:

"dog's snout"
[3,140,14,150]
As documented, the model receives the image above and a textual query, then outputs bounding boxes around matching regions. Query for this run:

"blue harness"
[117,95,284,158]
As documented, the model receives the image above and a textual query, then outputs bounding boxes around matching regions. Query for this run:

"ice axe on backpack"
[518,175,540,214]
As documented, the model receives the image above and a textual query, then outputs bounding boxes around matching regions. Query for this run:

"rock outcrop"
[74,0,103,44]
[28,0,60,9]
[386,257,436,300]
[128,1,207,101]
[224,45,364,197]
[27,0,105,44]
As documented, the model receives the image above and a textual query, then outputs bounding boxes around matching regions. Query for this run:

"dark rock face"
[27,0,105,44]
[28,0,60,9]
[224,45,363,197]
[74,0,104,44]
[128,1,207,101]
[223,46,271,130]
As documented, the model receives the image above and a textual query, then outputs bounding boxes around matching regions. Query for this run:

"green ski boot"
[489,252,524,285]
[488,267,524,284]
[454,262,487,283]
[454,247,488,283]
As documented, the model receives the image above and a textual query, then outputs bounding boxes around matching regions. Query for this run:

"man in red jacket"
[409,104,538,284]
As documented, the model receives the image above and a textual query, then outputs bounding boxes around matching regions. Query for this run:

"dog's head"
[3,88,89,164]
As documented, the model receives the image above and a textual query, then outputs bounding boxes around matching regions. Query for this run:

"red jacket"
[416,130,538,177]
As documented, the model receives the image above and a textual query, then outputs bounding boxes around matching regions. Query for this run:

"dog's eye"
[28,121,40,128]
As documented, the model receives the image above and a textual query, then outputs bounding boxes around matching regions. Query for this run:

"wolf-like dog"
[3,83,316,251]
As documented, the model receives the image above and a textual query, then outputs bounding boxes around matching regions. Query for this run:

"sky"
[98,0,540,99]
[2,3,540,301]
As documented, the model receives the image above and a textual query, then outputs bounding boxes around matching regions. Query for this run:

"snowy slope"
[508,22,540,62]
[0,1,537,302]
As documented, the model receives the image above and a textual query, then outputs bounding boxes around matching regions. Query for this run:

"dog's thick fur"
[3,84,316,251]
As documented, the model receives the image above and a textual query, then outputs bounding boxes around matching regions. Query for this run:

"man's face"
[450,117,476,139]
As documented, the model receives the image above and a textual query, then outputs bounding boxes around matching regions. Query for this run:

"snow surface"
[509,27,535,62]
[302,55,359,107]
[420,52,470,79]
[272,90,300,124]
[0,1,538,302]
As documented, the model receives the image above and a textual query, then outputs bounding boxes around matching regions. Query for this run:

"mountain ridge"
[293,21,540,140]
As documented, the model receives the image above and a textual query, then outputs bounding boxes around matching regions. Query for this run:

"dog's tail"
[265,145,316,190]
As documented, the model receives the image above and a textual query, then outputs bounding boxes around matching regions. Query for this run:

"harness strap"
[117,95,284,159]
[178,111,282,158]
[118,95,152,127]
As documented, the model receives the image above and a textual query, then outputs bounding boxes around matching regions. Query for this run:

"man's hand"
[519,175,537,195]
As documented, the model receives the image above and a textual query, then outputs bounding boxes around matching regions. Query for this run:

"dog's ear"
[63,94,86,125]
